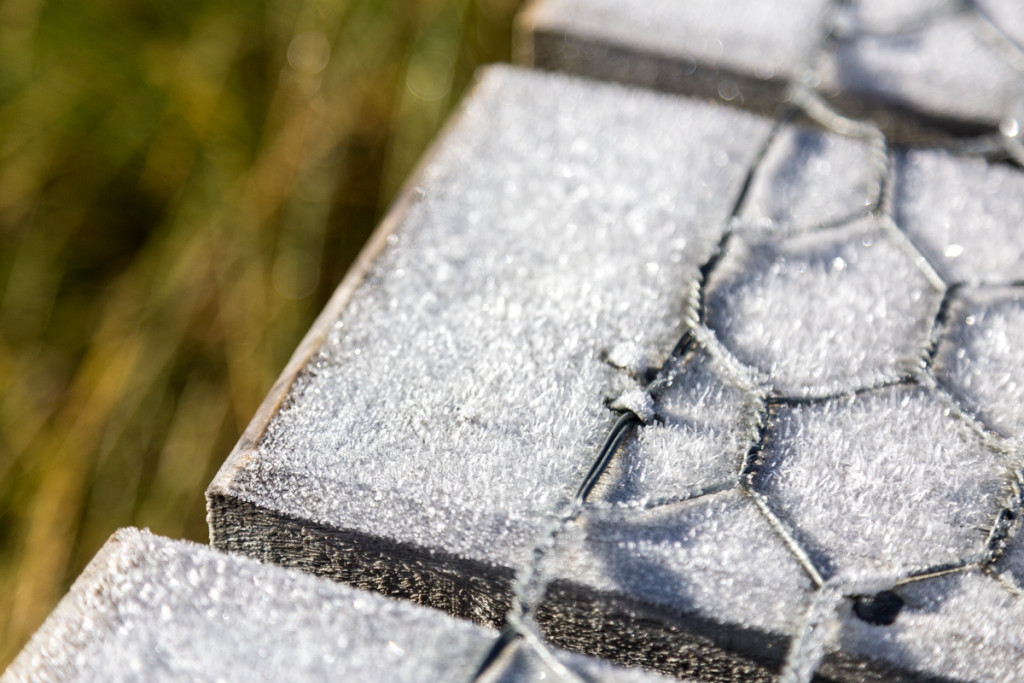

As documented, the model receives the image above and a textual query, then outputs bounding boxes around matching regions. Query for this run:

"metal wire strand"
[574,411,642,504]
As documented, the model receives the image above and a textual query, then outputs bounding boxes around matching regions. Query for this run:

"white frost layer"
[933,287,1024,443]
[5,528,489,682]
[7,529,675,683]
[705,218,942,398]
[756,385,1012,577]
[491,640,677,683]
[553,490,815,635]
[831,0,957,36]
[821,14,1020,125]
[594,348,762,505]
[977,0,1024,49]
[527,0,1022,129]
[841,572,1024,682]
[527,0,827,81]
[894,149,1024,285]
[738,124,880,235]
[216,65,773,567]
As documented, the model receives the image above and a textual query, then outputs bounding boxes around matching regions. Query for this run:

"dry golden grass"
[0,0,519,665]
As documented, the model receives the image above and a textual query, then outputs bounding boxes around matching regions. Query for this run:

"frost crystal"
[705,219,942,397]
[755,385,1011,577]
[933,287,1024,442]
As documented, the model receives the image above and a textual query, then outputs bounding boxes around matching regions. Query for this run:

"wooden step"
[4,528,679,682]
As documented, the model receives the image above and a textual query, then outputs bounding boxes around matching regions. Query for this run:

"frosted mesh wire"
[523,0,1024,134]
[209,65,799,678]
[893,149,1024,284]
[489,154,1024,682]
[214,66,773,565]
[207,3,1024,682]
[481,2,1024,681]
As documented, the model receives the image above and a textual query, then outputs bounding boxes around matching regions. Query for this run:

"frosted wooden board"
[207,66,799,678]
[518,0,1024,136]
[3,529,676,683]
[517,0,827,116]
[207,64,1024,681]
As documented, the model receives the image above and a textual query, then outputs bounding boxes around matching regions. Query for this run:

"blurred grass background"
[0,0,520,665]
